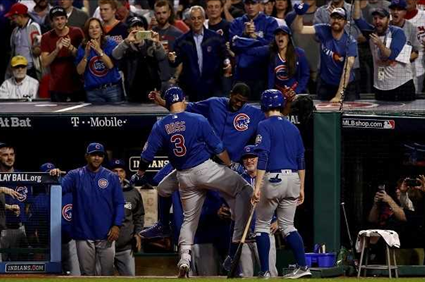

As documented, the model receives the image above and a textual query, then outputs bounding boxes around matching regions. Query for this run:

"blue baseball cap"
[242,145,258,159]
[274,25,292,36]
[86,142,105,155]
[164,87,185,108]
[389,0,407,10]
[110,159,126,169]
[40,163,55,172]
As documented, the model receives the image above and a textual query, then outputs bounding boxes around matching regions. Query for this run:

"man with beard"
[354,4,415,101]
[0,56,39,99]
[50,143,125,276]
[40,6,84,102]
[293,7,357,102]
[152,0,184,92]
[405,0,425,93]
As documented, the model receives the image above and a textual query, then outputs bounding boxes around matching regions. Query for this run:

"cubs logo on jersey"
[62,203,72,222]
[15,186,28,202]
[233,113,250,131]
[89,56,108,77]
[98,178,109,189]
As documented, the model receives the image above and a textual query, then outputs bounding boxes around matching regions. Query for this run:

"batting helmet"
[164,87,185,108]
[260,89,286,112]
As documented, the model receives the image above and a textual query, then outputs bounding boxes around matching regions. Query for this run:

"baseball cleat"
[283,266,312,279]
[258,270,271,279]
[177,263,190,278]
[139,222,171,239]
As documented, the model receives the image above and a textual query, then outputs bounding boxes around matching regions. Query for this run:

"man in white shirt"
[0,56,39,100]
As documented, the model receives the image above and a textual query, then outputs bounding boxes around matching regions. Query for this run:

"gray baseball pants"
[255,171,300,236]
[177,159,253,248]
[76,240,115,276]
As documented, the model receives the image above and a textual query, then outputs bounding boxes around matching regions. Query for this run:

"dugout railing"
[0,172,62,274]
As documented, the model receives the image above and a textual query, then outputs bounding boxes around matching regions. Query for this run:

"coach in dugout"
[50,143,125,276]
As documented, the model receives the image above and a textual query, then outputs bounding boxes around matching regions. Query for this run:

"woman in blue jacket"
[245,25,309,103]
[76,18,122,103]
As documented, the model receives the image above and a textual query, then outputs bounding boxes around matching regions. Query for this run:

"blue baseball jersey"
[62,193,73,244]
[5,181,32,225]
[314,24,357,86]
[61,166,125,240]
[186,97,265,161]
[255,116,305,171]
[141,111,224,170]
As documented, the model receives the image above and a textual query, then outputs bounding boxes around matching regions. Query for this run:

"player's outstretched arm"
[148,90,166,107]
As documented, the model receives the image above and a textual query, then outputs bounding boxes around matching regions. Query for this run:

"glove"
[130,173,148,187]
[229,162,245,174]
[294,3,309,15]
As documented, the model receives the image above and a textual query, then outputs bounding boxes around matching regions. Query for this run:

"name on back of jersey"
[165,121,186,135]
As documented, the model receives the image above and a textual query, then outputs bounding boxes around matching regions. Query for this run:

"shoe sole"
[178,264,190,278]
[284,272,312,279]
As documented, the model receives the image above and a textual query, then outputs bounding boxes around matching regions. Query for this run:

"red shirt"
[41,26,84,93]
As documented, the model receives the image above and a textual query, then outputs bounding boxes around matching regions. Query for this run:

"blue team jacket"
[61,166,125,240]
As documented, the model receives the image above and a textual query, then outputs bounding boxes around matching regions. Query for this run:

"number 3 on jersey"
[171,134,187,157]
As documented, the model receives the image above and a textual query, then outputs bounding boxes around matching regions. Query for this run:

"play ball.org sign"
[6,263,46,273]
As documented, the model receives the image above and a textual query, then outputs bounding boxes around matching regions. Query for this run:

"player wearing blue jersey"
[252,89,311,279]
[133,87,253,278]
[51,143,125,276]
[141,83,264,240]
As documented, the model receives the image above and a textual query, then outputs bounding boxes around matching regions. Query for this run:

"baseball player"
[132,87,253,278]
[50,143,125,276]
[110,159,144,276]
[142,83,263,240]
[237,145,278,277]
[252,89,311,279]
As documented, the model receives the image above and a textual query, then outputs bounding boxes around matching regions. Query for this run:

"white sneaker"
[177,252,191,278]
[283,266,312,279]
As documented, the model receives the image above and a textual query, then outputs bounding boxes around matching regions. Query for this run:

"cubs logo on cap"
[242,145,258,159]
[86,142,105,155]
[40,162,55,172]
[110,159,126,169]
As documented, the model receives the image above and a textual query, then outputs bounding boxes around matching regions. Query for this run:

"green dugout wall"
[313,111,341,252]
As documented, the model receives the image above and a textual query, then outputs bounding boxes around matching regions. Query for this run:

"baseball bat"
[341,202,359,272]
[227,203,257,278]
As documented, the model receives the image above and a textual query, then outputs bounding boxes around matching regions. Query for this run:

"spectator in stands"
[0,143,30,261]
[389,0,420,63]
[405,0,425,93]
[271,0,292,20]
[354,5,415,101]
[5,2,42,80]
[58,0,89,30]
[41,6,84,102]
[99,0,128,44]
[169,6,231,101]
[286,0,319,94]
[240,25,308,115]
[110,159,144,276]
[261,0,275,17]
[152,0,184,91]
[205,0,231,41]
[50,143,125,276]
[29,0,51,34]
[229,0,279,100]
[76,18,123,103]
[0,56,39,100]
[112,17,166,103]
[223,0,246,22]
[293,7,357,102]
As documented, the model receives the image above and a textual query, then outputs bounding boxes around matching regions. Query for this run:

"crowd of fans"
[1,0,425,103]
